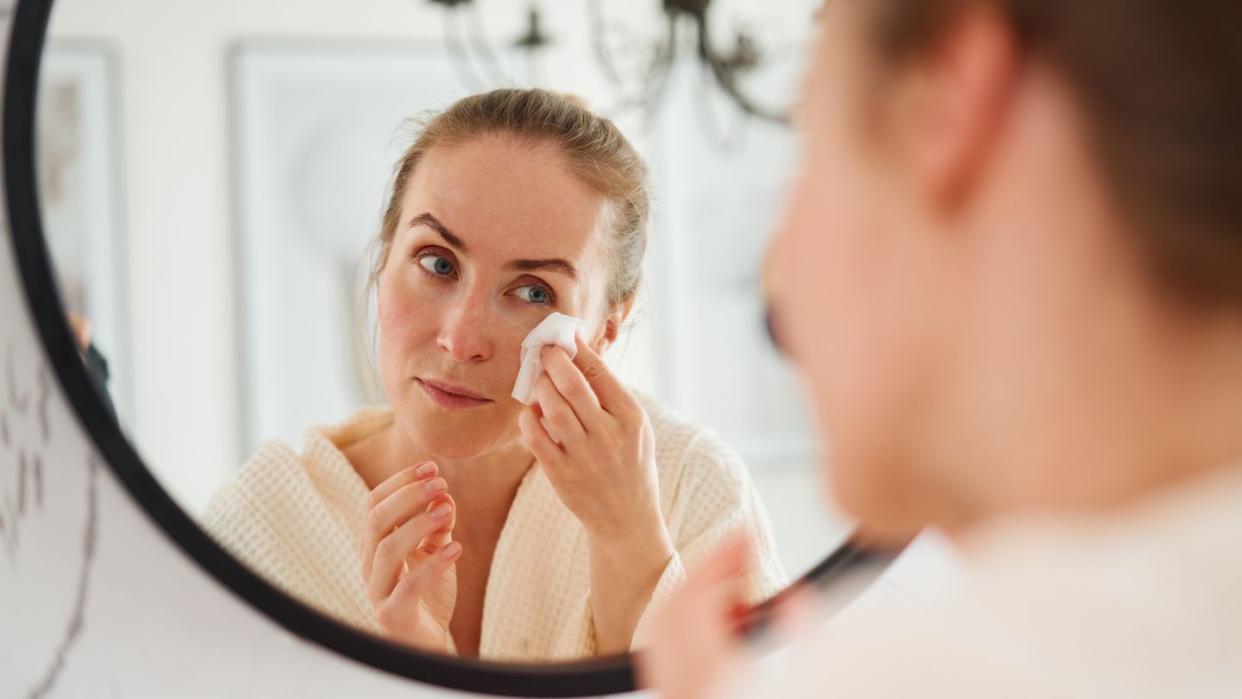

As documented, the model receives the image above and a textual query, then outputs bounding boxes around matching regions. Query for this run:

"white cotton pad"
[511,312,587,405]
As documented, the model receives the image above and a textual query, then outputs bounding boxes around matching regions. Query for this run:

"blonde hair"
[369,88,650,308]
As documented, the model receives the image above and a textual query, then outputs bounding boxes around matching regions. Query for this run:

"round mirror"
[14,0,902,693]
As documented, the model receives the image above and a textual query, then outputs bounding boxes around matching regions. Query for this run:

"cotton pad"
[511,312,587,405]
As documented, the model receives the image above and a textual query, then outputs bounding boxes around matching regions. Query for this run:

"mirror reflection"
[38,0,848,661]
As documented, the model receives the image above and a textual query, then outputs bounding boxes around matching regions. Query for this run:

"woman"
[203,89,785,660]
[643,1,1242,696]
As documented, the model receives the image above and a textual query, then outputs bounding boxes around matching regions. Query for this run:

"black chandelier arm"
[590,0,678,124]
[434,0,791,127]
[693,9,790,125]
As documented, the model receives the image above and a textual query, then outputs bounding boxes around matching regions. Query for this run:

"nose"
[437,288,495,363]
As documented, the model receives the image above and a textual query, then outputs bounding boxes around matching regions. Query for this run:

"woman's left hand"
[517,335,664,543]
[517,334,675,653]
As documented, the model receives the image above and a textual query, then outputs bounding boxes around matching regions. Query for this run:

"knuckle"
[547,404,570,425]
[621,402,644,423]
[535,374,555,396]
[531,439,554,459]
[582,361,607,382]
[562,381,590,403]
[375,534,398,559]
[375,603,400,628]
[365,510,386,538]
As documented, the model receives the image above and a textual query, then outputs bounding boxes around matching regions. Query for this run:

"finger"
[769,583,821,639]
[377,540,462,634]
[370,507,453,605]
[361,477,449,577]
[683,530,753,618]
[66,311,92,349]
[385,540,462,615]
[533,373,587,447]
[367,461,437,509]
[422,493,456,550]
[366,503,454,603]
[640,542,750,693]
[518,404,564,467]
[699,529,752,581]
[571,335,636,417]
[540,345,603,431]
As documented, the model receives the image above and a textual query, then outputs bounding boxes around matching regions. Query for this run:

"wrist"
[587,515,673,566]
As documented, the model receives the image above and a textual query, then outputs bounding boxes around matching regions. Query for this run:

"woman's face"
[376,136,613,460]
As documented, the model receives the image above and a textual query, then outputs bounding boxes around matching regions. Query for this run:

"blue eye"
[418,254,456,277]
[513,284,554,305]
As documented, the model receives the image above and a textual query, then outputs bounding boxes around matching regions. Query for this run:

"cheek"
[778,154,919,518]
[781,154,877,405]
[377,278,434,364]
[491,320,531,382]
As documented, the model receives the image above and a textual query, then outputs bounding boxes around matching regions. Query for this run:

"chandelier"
[426,0,797,128]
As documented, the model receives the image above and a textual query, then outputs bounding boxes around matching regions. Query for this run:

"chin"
[397,401,511,460]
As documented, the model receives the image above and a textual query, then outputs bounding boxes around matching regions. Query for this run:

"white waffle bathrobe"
[202,393,787,660]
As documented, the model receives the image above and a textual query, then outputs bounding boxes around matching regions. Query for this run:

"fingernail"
[415,462,436,478]
[425,477,447,493]
[429,502,452,519]
[442,541,462,558]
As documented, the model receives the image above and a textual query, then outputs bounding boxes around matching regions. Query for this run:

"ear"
[591,295,636,354]
[892,4,1021,213]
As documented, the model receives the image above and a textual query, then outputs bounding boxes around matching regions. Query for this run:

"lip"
[416,378,493,409]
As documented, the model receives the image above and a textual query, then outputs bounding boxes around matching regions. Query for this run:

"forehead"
[402,136,607,263]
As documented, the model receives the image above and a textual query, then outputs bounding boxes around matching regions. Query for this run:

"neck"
[937,84,1242,528]
[370,421,534,509]
[1117,306,1242,500]
[976,300,1242,525]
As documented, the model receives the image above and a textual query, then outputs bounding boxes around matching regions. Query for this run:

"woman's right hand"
[360,461,461,654]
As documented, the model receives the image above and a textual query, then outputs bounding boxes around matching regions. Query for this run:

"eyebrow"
[506,258,578,281]
[409,212,467,251]
[408,211,579,281]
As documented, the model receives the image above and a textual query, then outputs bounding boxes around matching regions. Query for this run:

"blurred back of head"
[870,0,1242,309]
